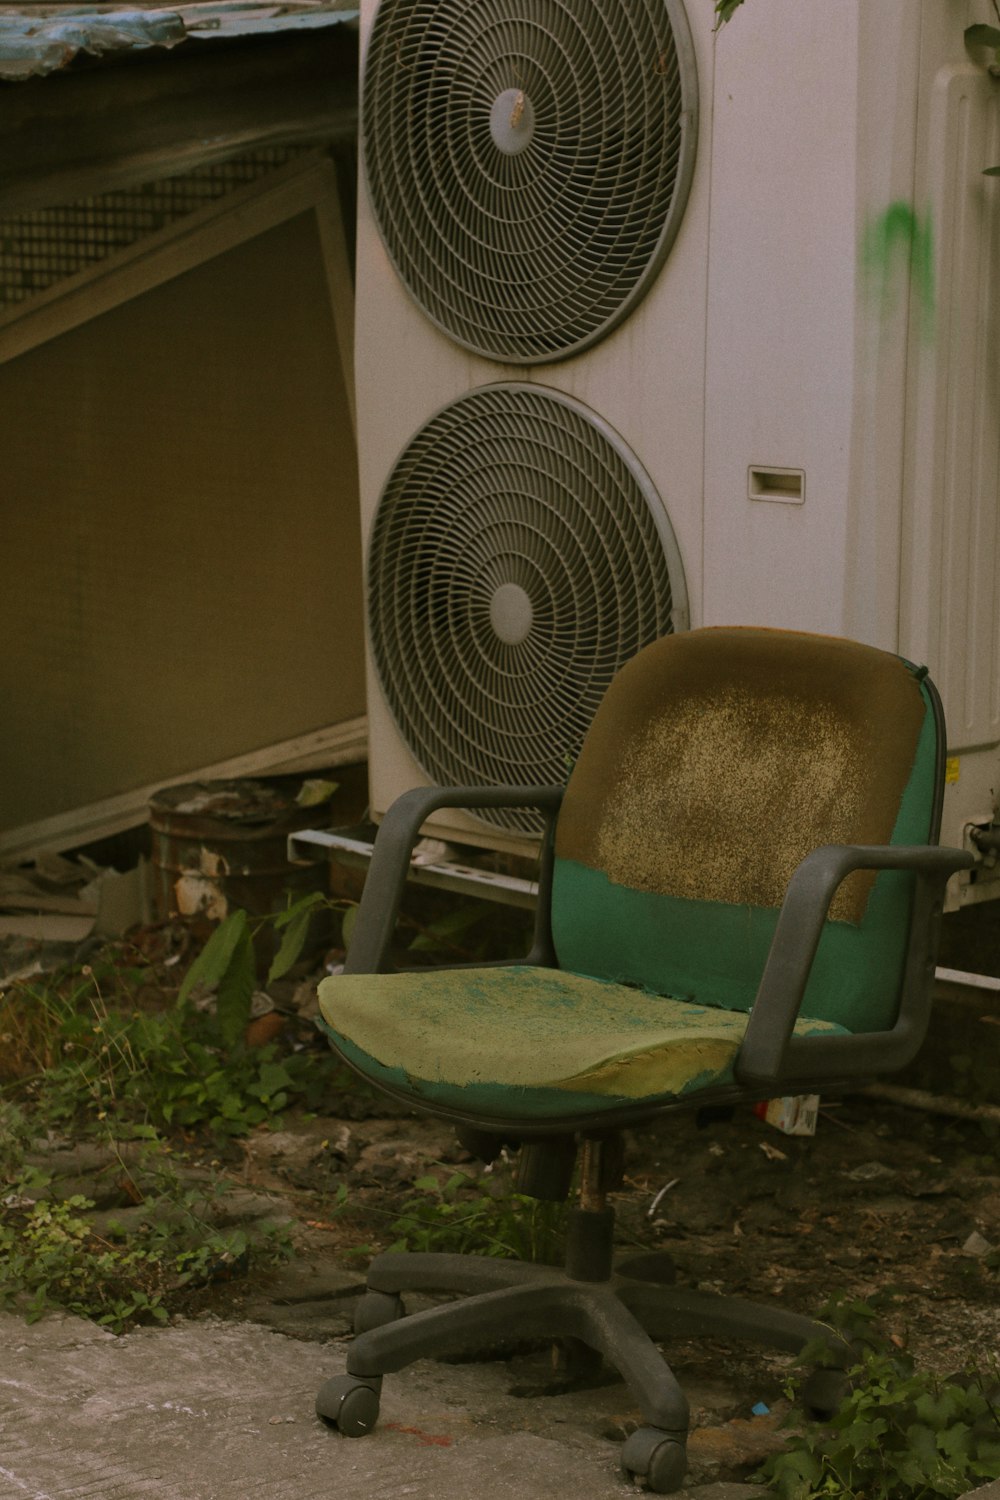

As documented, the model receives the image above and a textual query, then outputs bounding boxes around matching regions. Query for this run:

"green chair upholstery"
[315,627,970,1493]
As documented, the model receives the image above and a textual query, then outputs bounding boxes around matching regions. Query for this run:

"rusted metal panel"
[0,3,358,81]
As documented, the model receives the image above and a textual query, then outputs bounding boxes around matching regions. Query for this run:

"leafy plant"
[0,935,310,1333]
[0,1188,170,1330]
[759,1299,1000,1500]
[179,890,338,1046]
[966,17,1000,75]
[0,1100,30,1179]
[405,903,497,957]
[0,1164,293,1333]
[384,1166,567,1265]
[2,958,353,1139]
[175,859,532,1001]
[401,896,534,966]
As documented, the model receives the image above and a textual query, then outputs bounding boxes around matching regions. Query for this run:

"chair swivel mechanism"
[313,627,971,1493]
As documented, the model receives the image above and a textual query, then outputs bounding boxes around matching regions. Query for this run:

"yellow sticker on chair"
[945,756,960,784]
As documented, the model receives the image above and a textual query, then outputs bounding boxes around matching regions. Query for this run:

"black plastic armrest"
[343,784,564,976]
[735,842,973,1089]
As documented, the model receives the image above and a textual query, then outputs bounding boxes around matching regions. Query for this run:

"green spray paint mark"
[863,202,935,339]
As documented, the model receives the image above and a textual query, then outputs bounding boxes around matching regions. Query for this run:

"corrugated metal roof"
[0,2,358,80]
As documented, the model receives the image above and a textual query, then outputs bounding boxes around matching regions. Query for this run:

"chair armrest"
[735,843,973,1089]
[343,784,564,975]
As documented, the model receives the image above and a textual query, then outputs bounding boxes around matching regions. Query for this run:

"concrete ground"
[0,1309,767,1500]
[2,1306,998,1499]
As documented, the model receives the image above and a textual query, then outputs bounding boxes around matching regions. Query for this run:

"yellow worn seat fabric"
[318,965,847,1120]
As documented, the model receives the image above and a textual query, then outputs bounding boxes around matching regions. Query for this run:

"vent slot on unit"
[362,0,698,363]
[366,384,687,835]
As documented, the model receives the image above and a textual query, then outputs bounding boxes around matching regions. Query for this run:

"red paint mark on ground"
[384,1423,454,1447]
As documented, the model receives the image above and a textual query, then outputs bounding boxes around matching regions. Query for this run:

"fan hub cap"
[489,88,536,155]
[489,582,534,644]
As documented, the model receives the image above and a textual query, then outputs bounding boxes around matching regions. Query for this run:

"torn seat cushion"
[316,965,846,1122]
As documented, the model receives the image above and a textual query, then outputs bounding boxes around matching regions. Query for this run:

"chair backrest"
[551,628,941,1033]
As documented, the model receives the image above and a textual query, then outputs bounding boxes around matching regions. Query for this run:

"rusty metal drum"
[149,775,335,933]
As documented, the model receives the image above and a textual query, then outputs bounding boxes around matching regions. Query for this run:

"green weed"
[0,1163,293,1333]
[0,907,333,1333]
[182,889,534,1009]
[0,1099,30,1179]
[2,955,354,1140]
[383,1165,567,1265]
[179,892,347,1047]
[759,1297,1000,1499]
[0,1185,169,1330]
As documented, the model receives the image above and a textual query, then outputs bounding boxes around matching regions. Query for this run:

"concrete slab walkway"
[0,1311,760,1500]
[2,1308,995,1500]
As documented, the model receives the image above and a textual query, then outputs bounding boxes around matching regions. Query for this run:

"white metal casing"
[356,0,1000,905]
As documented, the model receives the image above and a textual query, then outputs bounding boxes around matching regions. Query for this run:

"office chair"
[314,627,970,1492]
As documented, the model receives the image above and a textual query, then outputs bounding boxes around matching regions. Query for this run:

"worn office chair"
[314,627,970,1493]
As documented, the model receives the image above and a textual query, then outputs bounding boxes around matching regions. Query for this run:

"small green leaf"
[178,910,250,1006]
[257,1061,294,1096]
[342,904,358,951]
[938,1421,974,1461]
[267,890,328,981]
[295,778,338,807]
[966,23,1000,48]
[904,1420,940,1462]
[215,925,256,1049]
[272,890,326,932]
[983,165,1000,176]
[408,903,485,952]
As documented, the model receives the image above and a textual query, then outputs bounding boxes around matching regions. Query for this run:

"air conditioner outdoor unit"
[355,0,1000,908]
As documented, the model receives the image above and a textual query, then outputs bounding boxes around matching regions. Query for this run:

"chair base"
[317,1231,846,1495]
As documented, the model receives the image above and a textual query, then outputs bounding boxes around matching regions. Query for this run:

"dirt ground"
[6,877,999,1482]
[195,1067,1000,1393]
[11,967,1000,1488]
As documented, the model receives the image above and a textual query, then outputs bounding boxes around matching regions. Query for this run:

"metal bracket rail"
[287,825,539,910]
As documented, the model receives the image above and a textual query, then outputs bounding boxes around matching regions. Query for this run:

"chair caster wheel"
[620,1427,688,1493]
[315,1375,382,1437]
[354,1290,405,1334]
[800,1365,850,1421]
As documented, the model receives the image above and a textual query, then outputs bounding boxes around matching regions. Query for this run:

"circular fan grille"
[362,0,698,364]
[367,384,686,835]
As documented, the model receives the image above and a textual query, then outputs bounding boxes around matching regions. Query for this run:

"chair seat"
[317,966,846,1121]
